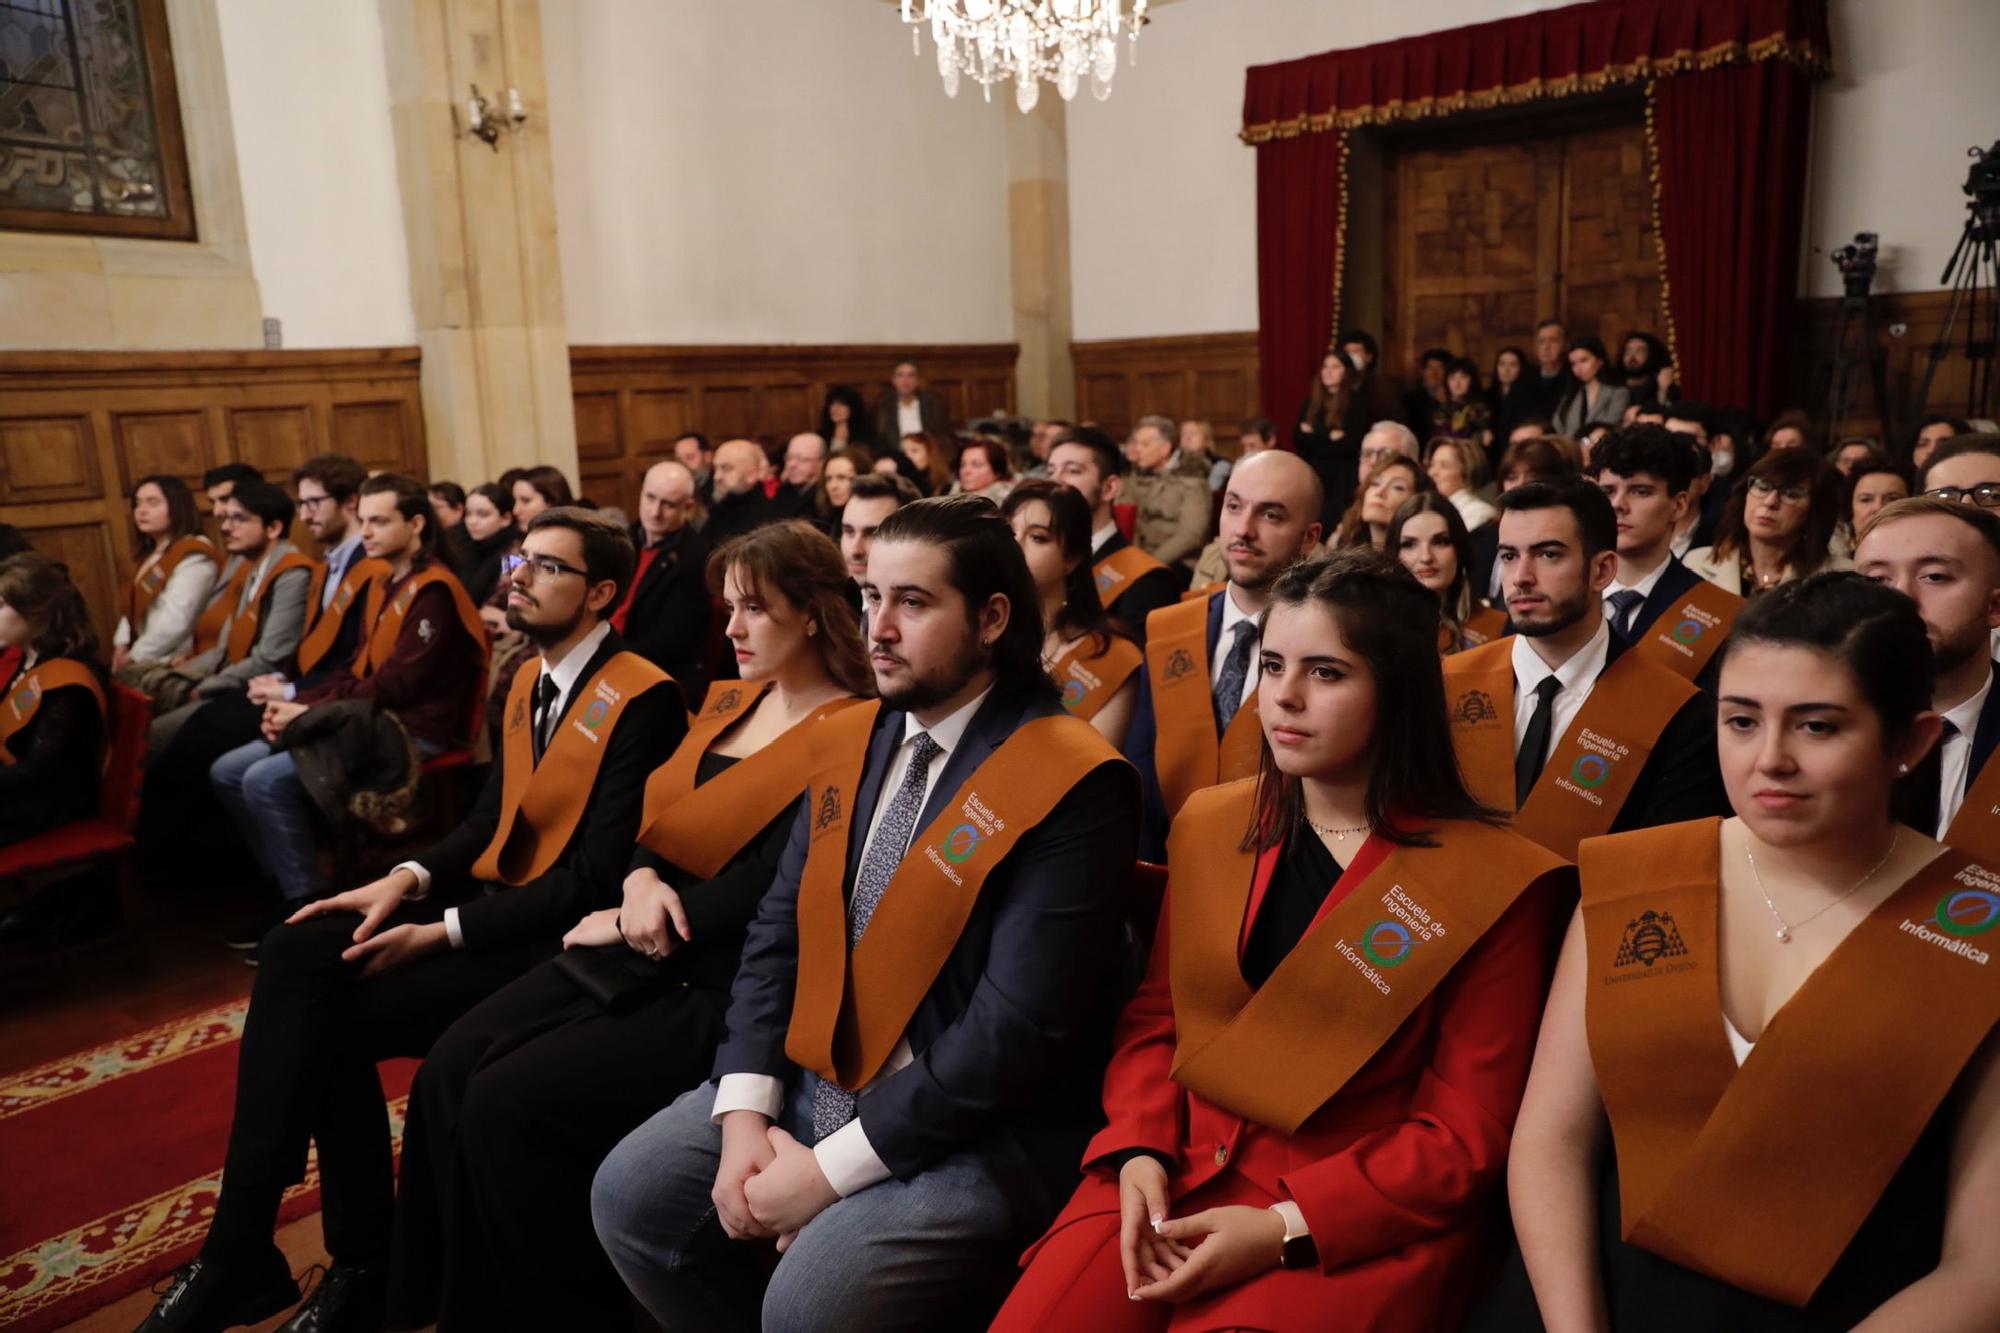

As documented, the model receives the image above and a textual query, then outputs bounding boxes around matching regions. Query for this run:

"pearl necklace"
[1745,829,1899,943]
[1303,813,1371,843]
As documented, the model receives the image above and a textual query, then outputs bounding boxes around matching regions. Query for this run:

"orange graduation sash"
[1094,544,1169,615]
[786,700,1125,1090]
[1460,605,1509,649]
[1582,820,2000,1306]
[1051,634,1142,722]
[468,650,670,885]
[635,681,866,880]
[189,557,251,658]
[1145,594,1263,819]
[1443,638,1695,860]
[214,550,316,664]
[352,563,486,680]
[0,658,106,766]
[1166,781,1569,1132]
[295,557,391,676]
[123,534,214,630]
[1626,578,1742,682]
[1942,749,2000,865]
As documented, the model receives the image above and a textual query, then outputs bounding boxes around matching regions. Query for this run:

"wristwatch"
[1276,1209,1318,1271]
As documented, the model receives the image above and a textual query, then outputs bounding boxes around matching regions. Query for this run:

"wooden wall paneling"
[113,410,214,493]
[1791,288,1983,441]
[0,416,102,504]
[17,519,123,647]
[1069,333,1261,451]
[1558,125,1663,353]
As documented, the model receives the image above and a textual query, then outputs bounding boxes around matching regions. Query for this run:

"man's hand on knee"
[713,1111,779,1240]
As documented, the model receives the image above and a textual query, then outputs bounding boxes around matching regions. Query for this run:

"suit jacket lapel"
[1969,664,2000,787]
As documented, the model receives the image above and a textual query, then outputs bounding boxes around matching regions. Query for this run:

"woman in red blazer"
[993,547,1572,1332]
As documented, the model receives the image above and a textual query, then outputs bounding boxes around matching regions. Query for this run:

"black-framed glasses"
[502,552,590,583]
[296,495,335,513]
[1747,478,1809,504]
[1924,483,2000,509]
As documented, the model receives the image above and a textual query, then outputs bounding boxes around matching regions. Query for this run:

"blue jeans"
[591,1078,1027,1332]
[210,741,323,902]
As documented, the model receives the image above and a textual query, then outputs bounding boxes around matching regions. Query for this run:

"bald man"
[703,438,775,548]
[1124,451,1326,859]
[773,432,830,525]
[616,459,711,704]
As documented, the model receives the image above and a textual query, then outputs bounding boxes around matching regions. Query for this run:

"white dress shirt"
[401,620,613,946]
[1210,586,1260,709]
[1510,620,1612,757]
[897,398,924,439]
[1090,521,1119,556]
[711,685,996,1199]
[1937,668,1994,840]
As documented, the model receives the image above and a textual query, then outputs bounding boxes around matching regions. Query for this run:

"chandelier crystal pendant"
[901,0,1150,113]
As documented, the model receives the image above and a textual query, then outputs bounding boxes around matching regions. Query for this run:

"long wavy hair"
[0,553,100,662]
[1385,491,1476,634]
[708,519,874,697]
[1303,348,1357,435]
[1334,456,1430,548]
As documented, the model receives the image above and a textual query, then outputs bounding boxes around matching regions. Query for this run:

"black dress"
[0,657,105,848]
[1294,394,1371,534]
[1466,1105,1951,1331]
[387,751,801,1331]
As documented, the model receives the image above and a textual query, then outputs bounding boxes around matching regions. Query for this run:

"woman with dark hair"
[1333,455,1430,549]
[0,553,108,848]
[1389,493,1507,652]
[113,473,218,672]
[387,520,873,1331]
[953,436,1015,504]
[994,546,1573,1333]
[1294,348,1370,526]
[899,431,955,496]
[1486,346,1536,453]
[1497,436,1578,492]
[817,447,868,528]
[458,482,517,604]
[1763,408,1818,457]
[818,384,875,454]
[1686,448,1845,595]
[1480,573,2000,1332]
[1434,358,1493,450]
[1551,336,1631,439]
[1003,480,1140,747]
[510,466,574,533]
[1836,450,1913,558]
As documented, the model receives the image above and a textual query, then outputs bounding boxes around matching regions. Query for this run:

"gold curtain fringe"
[1241,33,1828,144]
[1327,130,1353,349]
[1641,79,1680,369]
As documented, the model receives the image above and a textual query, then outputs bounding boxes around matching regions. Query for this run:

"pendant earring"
[1898,763,1910,775]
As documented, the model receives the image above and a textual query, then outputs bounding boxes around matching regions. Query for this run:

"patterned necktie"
[1607,588,1646,636]
[1213,620,1258,734]
[812,730,944,1141]
[531,674,559,764]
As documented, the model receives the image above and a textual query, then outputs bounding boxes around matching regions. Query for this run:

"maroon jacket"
[296,557,484,752]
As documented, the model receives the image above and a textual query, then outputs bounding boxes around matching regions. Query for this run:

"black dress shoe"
[134,1251,300,1332]
[276,1263,386,1333]
[222,910,278,951]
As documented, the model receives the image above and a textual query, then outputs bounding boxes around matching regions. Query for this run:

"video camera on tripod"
[1831,232,1879,299]
[1907,140,2000,429]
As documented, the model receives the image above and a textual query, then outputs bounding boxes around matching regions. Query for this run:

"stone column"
[379,0,576,486]
[1006,96,1075,421]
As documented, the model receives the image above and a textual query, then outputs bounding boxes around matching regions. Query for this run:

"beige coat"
[1130,455,1213,568]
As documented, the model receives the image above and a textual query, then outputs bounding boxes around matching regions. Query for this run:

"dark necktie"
[812,730,944,1141]
[531,674,560,764]
[1934,719,1963,834]
[1213,620,1258,733]
[1515,675,1564,807]
[1607,589,1646,637]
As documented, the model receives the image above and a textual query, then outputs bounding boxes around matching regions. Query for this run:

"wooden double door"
[1380,119,1663,385]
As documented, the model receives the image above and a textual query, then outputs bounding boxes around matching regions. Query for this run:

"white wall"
[213,0,415,348]
[541,0,1015,346]
[1800,0,2000,298]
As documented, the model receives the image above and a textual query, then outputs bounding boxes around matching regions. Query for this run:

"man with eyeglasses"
[138,506,684,1333]
[1918,433,2000,508]
[612,458,712,706]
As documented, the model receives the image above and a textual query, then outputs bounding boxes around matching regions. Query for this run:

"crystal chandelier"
[900,0,1151,114]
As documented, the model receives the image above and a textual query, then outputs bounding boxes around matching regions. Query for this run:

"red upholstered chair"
[0,681,149,884]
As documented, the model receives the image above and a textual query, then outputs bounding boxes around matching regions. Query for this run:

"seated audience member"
[613,459,710,705]
[1434,357,1494,448]
[674,431,716,495]
[1551,336,1630,439]
[869,358,949,448]
[1126,415,1210,570]
[1619,331,1674,408]
[112,474,218,674]
[0,553,106,849]
[820,448,865,520]
[838,472,919,610]
[1028,418,1075,476]
[994,548,1574,1333]
[1590,425,1744,683]
[1004,480,1142,748]
[1181,418,1232,493]
[1479,573,2000,1332]
[704,439,780,545]
[1336,329,1397,427]
[1660,401,1722,550]
[1126,452,1323,858]
[1333,455,1429,550]
[136,507,683,1333]
[773,433,829,524]
[509,466,573,537]
[1526,319,1574,421]
[1443,478,1724,860]
[143,479,315,753]
[1686,449,1844,596]
[1919,432,2000,498]
[1389,492,1506,652]
[589,496,1139,1331]
[1238,418,1277,457]
[202,461,264,512]
[1912,413,1975,472]
[953,436,1015,505]
[1762,408,1817,456]
[898,431,955,497]
[1471,435,1579,603]
[1835,450,1913,558]
[1355,420,1421,499]
[0,525,28,684]
[427,480,468,566]
[1403,347,1452,431]
[820,384,875,454]
[1832,436,1880,477]
[1859,499,2000,863]
[207,475,485,921]
[387,521,866,1331]
[1426,434,1497,530]
[1050,427,1180,647]
[456,481,516,604]
[1486,345,1535,448]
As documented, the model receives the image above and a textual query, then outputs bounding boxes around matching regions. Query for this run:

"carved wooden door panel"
[1561,125,1664,358]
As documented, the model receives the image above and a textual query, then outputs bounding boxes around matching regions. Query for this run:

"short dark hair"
[1049,425,1125,479]
[201,462,262,492]
[1589,423,1699,494]
[1534,317,1566,335]
[1723,571,1933,744]
[130,473,202,552]
[1337,329,1379,360]
[1568,333,1609,365]
[358,473,436,554]
[847,471,918,508]
[1663,399,1714,435]
[1240,417,1276,440]
[429,480,466,510]
[1713,448,1841,573]
[1842,451,1914,529]
[672,431,712,456]
[868,494,1055,700]
[1498,476,1619,558]
[1919,433,2000,490]
[1420,347,1453,369]
[293,453,368,502]
[1916,414,1973,436]
[227,478,295,531]
[524,505,637,612]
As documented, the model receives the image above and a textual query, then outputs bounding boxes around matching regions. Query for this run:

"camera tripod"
[1907,143,2000,430]
[1820,277,1890,444]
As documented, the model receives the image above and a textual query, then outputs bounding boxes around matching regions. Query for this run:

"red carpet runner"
[0,1001,415,1331]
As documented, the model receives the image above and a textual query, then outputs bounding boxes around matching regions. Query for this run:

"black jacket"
[0,658,104,847]
[1597,634,1729,836]
[1896,662,2000,835]
[703,488,775,549]
[1094,530,1181,650]
[619,523,711,709]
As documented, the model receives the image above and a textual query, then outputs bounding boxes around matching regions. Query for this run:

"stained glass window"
[0,0,193,239]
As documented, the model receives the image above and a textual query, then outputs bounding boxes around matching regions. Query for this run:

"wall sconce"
[462,84,527,150]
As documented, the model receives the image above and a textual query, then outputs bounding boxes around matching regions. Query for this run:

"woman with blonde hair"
[1426,436,1497,530]
[1333,455,1431,550]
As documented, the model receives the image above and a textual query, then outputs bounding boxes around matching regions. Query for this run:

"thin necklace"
[1303,812,1371,843]
[1745,829,1899,943]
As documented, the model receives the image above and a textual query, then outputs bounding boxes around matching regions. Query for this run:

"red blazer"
[1031,833,1557,1329]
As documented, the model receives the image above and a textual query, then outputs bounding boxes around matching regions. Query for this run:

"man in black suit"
[138,508,685,1333]
[1591,424,1723,646]
[1048,427,1181,646]
[590,495,1138,1332]
[868,359,951,449]
[704,438,777,548]
[616,458,711,707]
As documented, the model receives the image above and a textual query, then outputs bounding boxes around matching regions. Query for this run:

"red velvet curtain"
[1256,131,1345,450]
[1653,60,1816,418]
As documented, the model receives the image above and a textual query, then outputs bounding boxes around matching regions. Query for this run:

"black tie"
[532,675,560,764]
[1516,675,1563,807]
